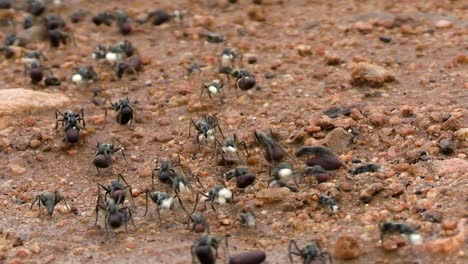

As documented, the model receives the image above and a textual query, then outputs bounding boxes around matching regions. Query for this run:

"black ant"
[269,162,295,184]
[115,55,142,79]
[92,12,114,27]
[225,167,256,189]
[30,190,69,216]
[215,133,249,167]
[105,40,136,65]
[91,44,107,60]
[232,69,256,91]
[23,51,49,84]
[152,156,181,188]
[288,240,332,264]
[379,221,422,245]
[200,79,224,103]
[71,66,98,86]
[304,165,330,185]
[238,208,256,228]
[189,114,224,151]
[200,185,233,217]
[48,29,74,48]
[312,192,339,213]
[87,143,129,176]
[182,194,209,233]
[295,146,344,171]
[192,235,229,264]
[95,196,136,243]
[143,190,186,224]
[98,173,134,206]
[104,97,135,127]
[55,108,85,145]
[255,129,292,164]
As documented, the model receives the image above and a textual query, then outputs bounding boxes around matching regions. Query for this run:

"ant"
[288,240,332,264]
[189,114,224,151]
[152,156,181,188]
[30,190,69,216]
[379,221,422,245]
[220,48,242,70]
[71,66,98,86]
[55,108,85,145]
[231,69,256,91]
[215,133,249,167]
[103,97,135,127]
[255,129,293,164]
[98,173,134,206]
[143,189,186,223]
[87,143,129,176]
[115,55,142,79]
[269,162,299,189]
[295,146,344,171]
[238,208,256,228]
[91,44,107,60]
[200,185,233,217]
[182,194,209,233]
[200,79,224,103]
[304,165,330,185]
[312,192,339,213]
[106,40,136,65]
[95,196,136,243]
[48,29,74,48]
[192,235,229,264]
[92,12,114,27]
[23,51,49,84]
[225,167,256,189]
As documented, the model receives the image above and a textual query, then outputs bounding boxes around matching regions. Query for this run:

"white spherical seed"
[208,86,218,94]
[219,188,232,199]
[105,52,120,64]
[71,74,83,85]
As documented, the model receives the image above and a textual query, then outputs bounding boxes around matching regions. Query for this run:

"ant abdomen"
[117,107,133,125]
[94,154,111,168]
[65,127,80,143]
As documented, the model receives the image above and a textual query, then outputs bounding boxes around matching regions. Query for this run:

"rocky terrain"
[0,0,466,263]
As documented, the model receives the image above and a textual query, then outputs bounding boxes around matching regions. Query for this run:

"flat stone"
[333,235,361,260]
[255,187,291,204]
[350,62,395,87]
[322,127,353,154]
[0,89,70,117]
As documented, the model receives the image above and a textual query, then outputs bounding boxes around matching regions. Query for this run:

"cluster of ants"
[1,1,424,263]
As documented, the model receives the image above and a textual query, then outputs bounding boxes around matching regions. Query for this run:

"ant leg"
[117,148,130,167]
[129,210,137,229]
[79,108,86,128]
[210,202,218,219]
[87,152,97,175]
[104,214,110,244]
[144,191,149,217]
[30,196,40,211]
[156,207,162,224]
[55,110,64,129]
